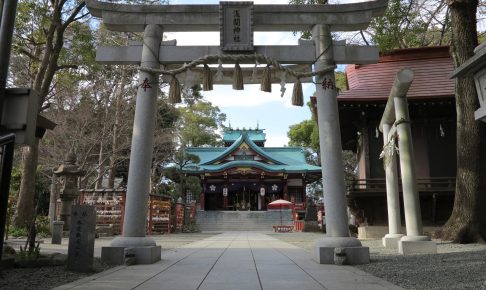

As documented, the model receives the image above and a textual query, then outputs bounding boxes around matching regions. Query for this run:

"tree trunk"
[108,70,125,188]
[13,138,40,228]
[12,1,86,227]
[95,141,105,189]
[436,0,486,243]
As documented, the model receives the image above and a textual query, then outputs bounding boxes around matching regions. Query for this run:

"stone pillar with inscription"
[108,24,162,264]
[312,24,369,265]
[67,205,96,272]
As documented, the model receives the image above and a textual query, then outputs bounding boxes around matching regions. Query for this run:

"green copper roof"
[182,131,321,174]
[223,129,266,143]
[201,132,283,165]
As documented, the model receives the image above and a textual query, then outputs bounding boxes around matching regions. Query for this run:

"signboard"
[220,2,254,51]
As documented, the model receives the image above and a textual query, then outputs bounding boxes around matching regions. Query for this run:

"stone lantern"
[54,151,84,230]
[452,41,486,122]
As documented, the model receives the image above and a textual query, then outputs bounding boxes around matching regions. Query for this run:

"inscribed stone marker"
[67,205,96,272]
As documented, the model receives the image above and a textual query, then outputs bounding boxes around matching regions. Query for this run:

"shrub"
[8,225,28,238]
[182,220,200,233]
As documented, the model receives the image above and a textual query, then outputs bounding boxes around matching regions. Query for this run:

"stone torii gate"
[86,0,388,265]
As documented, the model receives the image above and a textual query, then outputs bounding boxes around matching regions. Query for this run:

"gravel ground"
[0,259,108,290]
[0,233,217,290]
[270,232,486,290]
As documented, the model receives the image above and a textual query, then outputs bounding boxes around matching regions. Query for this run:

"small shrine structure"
[181,128,321,212]
[335,46,456,236]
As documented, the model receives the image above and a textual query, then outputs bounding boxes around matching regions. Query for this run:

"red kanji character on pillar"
[321,78,335,90]
[140,78,152,92]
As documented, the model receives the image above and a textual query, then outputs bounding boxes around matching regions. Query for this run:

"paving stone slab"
[56,232,404,290]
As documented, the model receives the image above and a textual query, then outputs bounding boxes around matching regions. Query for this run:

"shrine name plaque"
[220,1,254,51]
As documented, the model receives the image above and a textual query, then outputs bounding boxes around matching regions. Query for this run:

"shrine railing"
[346,177,456,196]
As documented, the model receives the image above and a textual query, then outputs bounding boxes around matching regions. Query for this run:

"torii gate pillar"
[109,24,162,263]
[312,24,369,265]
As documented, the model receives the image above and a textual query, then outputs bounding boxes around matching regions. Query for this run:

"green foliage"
[8,226,28,238]
[9,166,22,195]
[177,86,226,147]
[35,216,51,238]
[288,119,320,153]
[18,242,41,261]
[304,200,317,221]
[342,150,357,187]
[369,0,448,52]
[306,181,323,202]
[184,176,202,200]
[335,71,347,93]
[182,220,200,233]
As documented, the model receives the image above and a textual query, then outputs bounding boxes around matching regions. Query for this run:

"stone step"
[196,210,294,231]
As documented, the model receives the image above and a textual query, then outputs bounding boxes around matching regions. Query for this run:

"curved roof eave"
[200,133,284,165]
[184,160,321,174]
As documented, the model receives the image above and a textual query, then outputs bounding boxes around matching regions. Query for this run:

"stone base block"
[313,237,369,265]
[382,234,404,248]
[101,246,125,265]
[101,246,161,265]
[399,240,437,255]
[132,246,161,264]
[315,246,370,265]
[358,226,389,239]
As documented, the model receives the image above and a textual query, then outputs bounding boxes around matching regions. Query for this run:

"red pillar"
[175,202,184,232]
[199,192,205,210]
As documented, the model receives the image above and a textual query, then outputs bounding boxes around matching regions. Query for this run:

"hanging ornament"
[260,64,272,93]
[439,123,445,137]
[260,186,266,197]
[291,78,303,106]
[169,76,181,104]
[251,58,260,82]
[202,64,213,91]
[233,62,244,90]
[215,58,224,81]
[279,71,287,97]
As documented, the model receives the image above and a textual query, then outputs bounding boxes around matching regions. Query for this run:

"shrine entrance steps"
[196,210,292,232]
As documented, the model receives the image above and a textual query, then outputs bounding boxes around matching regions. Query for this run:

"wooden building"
[336,46,456,226]
[182,128,322,213]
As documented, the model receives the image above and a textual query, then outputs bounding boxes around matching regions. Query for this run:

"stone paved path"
[54,232,403,290]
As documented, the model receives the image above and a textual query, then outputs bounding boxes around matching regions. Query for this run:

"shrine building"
[181,128,322,213]
[335,46,456,228]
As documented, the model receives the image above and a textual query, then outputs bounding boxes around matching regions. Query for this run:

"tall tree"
[369,0,450,51]
[436,0,486,243]
[12,0,88,227]
[177,86,226,147]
